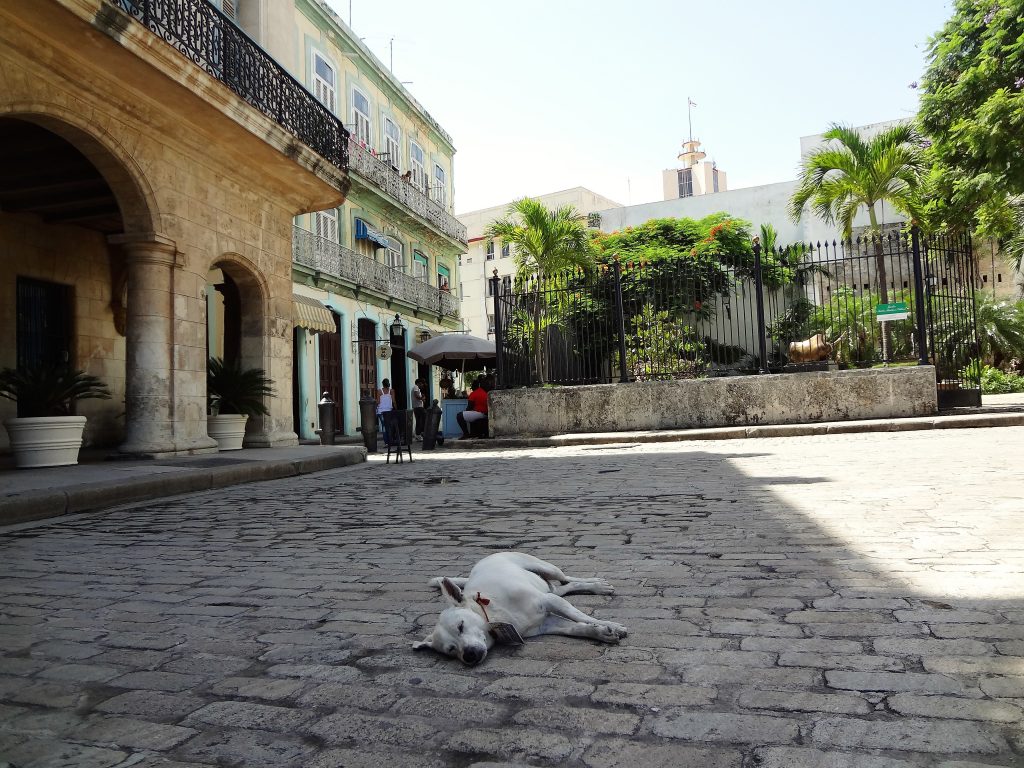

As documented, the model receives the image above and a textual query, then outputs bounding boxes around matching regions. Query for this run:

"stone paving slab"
[0,426,1023,766]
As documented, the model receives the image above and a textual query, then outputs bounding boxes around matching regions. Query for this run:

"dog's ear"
[412,634,434,651]
[441,577,464,604]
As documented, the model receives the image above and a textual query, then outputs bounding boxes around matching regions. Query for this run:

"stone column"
[111,235,179,456]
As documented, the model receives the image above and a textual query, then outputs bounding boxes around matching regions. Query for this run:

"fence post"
[910,226,929,367]
[612,258,629,383]
[490,269,503,386]
[752,238,769,374]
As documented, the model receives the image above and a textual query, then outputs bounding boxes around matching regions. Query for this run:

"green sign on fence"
[876,301,910,322]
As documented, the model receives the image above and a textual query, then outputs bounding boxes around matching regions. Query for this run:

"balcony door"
[317,314,343,431]
[357,318,376,399]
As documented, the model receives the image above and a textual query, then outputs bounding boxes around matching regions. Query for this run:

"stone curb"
[0,447,367,527]
[445,412,1024,451]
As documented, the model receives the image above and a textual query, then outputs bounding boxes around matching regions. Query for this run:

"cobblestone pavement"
[1,427,1023,768]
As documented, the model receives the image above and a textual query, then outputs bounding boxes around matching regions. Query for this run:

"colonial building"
[227,0,466,438]
[0,0,465,458]
[457,188,621,341]
[0,0,354,456]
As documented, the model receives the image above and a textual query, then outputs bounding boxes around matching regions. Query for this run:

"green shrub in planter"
[0,364,111,417]
[207,357,275,416]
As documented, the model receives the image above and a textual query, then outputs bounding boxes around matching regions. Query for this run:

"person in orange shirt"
[457,378,488,439]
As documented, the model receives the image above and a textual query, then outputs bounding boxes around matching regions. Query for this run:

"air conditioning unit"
[378,344,392,360]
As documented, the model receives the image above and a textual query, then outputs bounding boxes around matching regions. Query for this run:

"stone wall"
[490,367,938,438]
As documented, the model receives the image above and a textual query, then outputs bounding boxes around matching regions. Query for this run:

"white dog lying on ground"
[413,551,628,666]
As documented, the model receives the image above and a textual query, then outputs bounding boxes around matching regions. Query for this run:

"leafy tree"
[789,122,927,358]
[918,0,1024,265]
[485,198,594,383]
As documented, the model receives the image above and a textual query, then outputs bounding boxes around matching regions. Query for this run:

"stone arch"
[207,251,275,441]
[0,101,161,237]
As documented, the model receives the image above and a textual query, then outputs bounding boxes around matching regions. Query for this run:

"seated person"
[456,378,488,439]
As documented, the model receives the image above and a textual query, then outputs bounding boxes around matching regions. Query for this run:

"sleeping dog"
[413,552,628,665]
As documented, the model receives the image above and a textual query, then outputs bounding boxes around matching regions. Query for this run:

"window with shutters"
[383,118,400,170]
[352,88,371,147]
[433,164,447,208]
[214,0,238,20]
[413,251,428,280]
[386,244,404,270]
[315,209,338,242]
[410,141,426,191]
[677,168,693,198]
[312,52,336,113]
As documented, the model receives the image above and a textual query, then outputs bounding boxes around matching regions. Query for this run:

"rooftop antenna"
[678,97,706,166]
[389,37,394,70]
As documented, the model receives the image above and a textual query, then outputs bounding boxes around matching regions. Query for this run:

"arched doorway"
[206,255,275,446]
[0,114,156,451]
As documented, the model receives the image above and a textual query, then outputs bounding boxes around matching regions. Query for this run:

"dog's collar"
[473,592,491,623]
[471,592,526,645]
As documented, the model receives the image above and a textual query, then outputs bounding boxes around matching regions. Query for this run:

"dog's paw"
[587,579,615,595]
[427,577,444,589]
[595,622,628,643]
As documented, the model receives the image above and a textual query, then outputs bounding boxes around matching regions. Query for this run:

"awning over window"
[355,218,390,248]
[293,294,336,334]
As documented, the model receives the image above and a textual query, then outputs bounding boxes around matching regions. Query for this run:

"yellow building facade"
[228,0,466,437]
[0,0,348,455]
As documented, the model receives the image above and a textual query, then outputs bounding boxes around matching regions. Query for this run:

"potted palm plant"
[0,364,112,468]
[207,357,275,451]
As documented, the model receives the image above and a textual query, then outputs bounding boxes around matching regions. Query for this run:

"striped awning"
[293,294,336,334]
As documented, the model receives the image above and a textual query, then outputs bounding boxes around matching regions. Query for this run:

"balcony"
[110,0,348,172]
[348,139,468,247]
[293,227,459,319]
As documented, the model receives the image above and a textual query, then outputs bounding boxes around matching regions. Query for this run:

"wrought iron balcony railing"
[348,139,467,246]
[293,227,459,319]
[109,0,348,172]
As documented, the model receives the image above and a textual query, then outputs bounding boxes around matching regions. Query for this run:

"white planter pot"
[207,413,249,451]
[3,416,88,469]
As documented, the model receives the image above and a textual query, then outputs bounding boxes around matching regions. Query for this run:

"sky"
[325,0,954,215]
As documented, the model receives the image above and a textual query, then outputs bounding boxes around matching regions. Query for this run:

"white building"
[661,138,728,201]
[457,187,622,340]
[608,121,909,247]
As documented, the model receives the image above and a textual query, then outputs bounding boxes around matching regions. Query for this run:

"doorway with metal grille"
[17,277,72,370]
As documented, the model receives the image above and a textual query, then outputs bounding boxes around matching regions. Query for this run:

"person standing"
[376,378,394,445]
[411,377,426,440]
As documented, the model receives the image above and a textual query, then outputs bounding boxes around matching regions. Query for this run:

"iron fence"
[109,0,348,171]
[492,228,980,406]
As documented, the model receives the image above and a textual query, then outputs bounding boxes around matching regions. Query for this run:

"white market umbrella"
[407,333,496,372]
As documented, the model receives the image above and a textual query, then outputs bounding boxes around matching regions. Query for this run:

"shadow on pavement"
[0,432,1021,767]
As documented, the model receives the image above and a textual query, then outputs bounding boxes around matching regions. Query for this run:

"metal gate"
[922,231,981,407]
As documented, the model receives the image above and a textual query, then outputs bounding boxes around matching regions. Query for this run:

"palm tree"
[485,198,595,383]
[788,122,927,359]
[967,293,1024,369]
